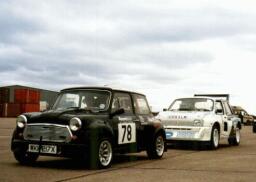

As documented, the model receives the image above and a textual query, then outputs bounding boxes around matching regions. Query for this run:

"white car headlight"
[194,119,203,127]
[16,115,27,128]
[69,117,82,131]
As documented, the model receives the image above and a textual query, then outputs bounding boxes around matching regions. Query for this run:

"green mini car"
[11,87,166,169]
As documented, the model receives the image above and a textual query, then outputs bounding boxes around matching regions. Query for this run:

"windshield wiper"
[66,107,93,112]
[178,108,193,111]
[169,109,178,111]
[195,108,211,112]
[66,106,81,109]
[66,106,104,113]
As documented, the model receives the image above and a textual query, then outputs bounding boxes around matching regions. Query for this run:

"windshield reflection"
[53,90,111,111]
[169,98,214,112]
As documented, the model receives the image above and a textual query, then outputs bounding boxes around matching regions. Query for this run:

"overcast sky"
[0,0,256,112]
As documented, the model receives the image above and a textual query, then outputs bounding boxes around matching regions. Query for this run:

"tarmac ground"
[1,118,256,182]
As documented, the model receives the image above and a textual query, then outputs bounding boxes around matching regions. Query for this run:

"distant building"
[0,85,59,117]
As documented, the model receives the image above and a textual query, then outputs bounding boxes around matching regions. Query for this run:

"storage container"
[20,103,40,113]
[0,88,10,103]
[2,103,21,117]
[0,104,3,117]
[14,89,40,104]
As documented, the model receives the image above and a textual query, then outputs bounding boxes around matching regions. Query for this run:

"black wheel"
[89,138,113,169]
[13,150,38,165]
[228,127,240,146]
[253,124,256,133]
[209,125,220,150]
[147,133,165,159]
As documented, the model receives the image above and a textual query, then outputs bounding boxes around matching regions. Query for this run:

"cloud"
[0,1,42,44]
[1,0,256,112]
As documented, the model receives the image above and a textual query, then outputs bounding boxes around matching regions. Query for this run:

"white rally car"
[157,97,241,149]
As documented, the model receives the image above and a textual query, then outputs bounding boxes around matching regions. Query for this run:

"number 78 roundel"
[118,123,136,144]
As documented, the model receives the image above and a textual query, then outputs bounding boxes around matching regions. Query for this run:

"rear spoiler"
[194,94,230,102]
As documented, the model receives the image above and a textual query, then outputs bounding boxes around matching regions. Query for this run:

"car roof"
[60,86,146,96]
[176,97,224,102]
[231,106,244,111]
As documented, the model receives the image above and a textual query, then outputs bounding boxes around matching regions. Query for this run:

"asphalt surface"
[1,118,256,182]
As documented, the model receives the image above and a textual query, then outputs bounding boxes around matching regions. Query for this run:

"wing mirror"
[110,108,125,118]
[215,109,223,114]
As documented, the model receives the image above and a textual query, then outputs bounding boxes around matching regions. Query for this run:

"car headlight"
[194,119,203,127]
[69,117,82,131]
[16,115,27,128]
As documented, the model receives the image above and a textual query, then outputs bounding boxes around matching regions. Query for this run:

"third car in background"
[231,106,254,125]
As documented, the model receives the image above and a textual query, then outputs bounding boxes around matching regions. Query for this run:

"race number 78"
[118,123,136,144]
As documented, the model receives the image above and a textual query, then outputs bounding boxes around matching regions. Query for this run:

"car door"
[215,101,226,136]
[110,92,138,152]
[222,101,233,136]
[132,94,154,150]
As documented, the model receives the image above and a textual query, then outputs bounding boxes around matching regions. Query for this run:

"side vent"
[224,122,228,131]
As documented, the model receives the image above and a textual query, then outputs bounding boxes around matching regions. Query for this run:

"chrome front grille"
[162,120,194,127]
[23,124,72,143]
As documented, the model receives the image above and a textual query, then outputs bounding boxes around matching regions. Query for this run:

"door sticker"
[118,123,136,144]
[118,116,132,122]
[139,116,145,123]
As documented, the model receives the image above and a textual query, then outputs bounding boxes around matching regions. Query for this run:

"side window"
[215,101,224,114]
[133,94,151,115]
[111,93,133,114]
[244,111,247,115]
[241,111,246,116]
[223,102,232,115]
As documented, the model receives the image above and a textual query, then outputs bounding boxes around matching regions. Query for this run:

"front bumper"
[164,126,212,141]
[11,139,88,158]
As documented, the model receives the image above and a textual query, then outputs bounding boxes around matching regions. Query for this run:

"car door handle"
[225,116,232,120]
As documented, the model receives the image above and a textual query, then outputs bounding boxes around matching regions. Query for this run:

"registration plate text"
[28,144,57,154]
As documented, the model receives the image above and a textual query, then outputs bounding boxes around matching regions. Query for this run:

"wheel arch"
[237,121,242,129]
[144,124,166,141]
[87,120,114,143]
[213,121,221,132]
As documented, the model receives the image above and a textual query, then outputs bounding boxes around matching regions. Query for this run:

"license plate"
[176,131,195,138]
[28,144,57,154]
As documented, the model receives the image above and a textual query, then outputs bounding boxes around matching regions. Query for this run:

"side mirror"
[110,108,125,118]
[163,108,167,112]
[216,109,223,114]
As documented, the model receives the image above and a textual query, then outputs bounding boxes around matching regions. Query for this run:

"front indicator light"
[194,119,203,127]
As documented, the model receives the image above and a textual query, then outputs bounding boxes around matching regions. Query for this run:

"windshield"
[53,90,111,111]
[168,98,214,111]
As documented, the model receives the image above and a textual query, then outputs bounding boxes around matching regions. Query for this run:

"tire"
[13,150,38,165]
[209,125,220,150]
[147,133,165,159]
[89,138,113,169]
[253,124,256,133]
[228,127,240,146]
